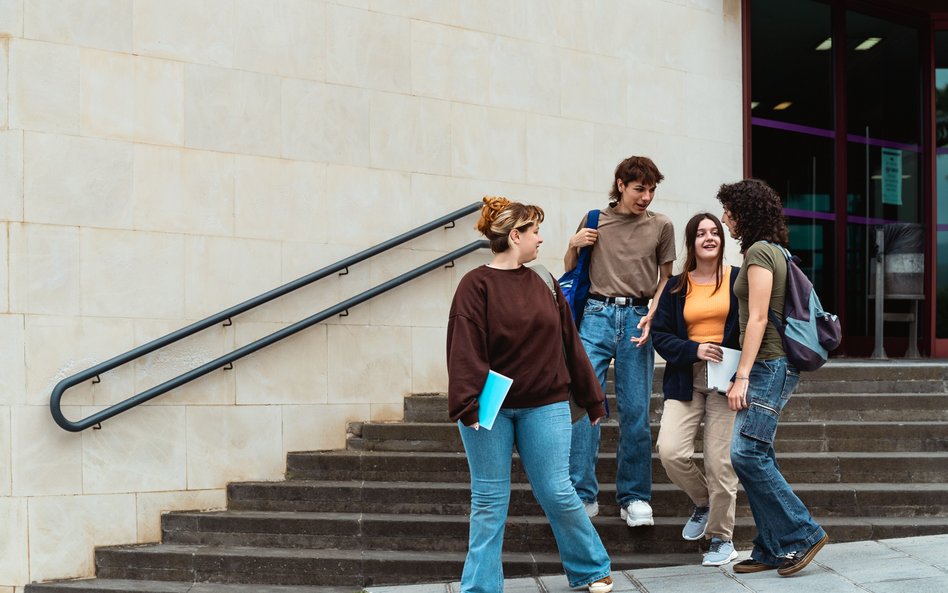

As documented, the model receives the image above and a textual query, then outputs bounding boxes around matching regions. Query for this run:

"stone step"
[349,421,948,453]
[404,361,948,423]
[90,515,948,587]
[403,392,948,423]
[287,450,948,485]
[165,486,948,554]
[91,545,691,587]
[226,480,948,518]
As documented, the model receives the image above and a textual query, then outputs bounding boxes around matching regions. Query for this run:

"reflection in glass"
[752,126,834,213]
[751,0,832,129]
[845,10,921,341]
[845,143,920,223]
[938,228,948,339]
[935,32,948,339]
[846,12,920,144]
[789,217,835,308]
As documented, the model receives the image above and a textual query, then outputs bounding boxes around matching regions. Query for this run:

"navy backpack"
[766,243,842,371]
[558,209,600,325]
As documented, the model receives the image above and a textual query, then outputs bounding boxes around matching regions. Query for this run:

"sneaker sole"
[620,509,654,527]
[702,549,739,567]
[733,561,778,574]
[682,527,707,541]
[777,534,829,576]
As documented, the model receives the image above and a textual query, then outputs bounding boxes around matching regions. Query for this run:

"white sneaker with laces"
[584,501,600,518]
[620,500,654,527]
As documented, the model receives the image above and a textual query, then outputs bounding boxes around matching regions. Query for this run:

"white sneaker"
[584,501,600,518]
[587,576,613,593]
[620,500,654,527]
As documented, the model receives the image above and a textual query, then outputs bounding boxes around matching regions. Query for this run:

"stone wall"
[0,0,742,587]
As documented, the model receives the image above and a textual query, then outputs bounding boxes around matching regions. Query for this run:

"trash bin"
[869,223,924,296]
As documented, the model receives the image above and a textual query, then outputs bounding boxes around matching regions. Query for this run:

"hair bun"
[476,196,510,234]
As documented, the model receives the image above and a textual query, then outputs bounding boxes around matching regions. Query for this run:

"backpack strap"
[575,208,600,270]
[586,208,601,230]
[761,241,791,334]
[531,264,556,303]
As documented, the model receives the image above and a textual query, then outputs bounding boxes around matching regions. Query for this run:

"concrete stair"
[25,361,948,592]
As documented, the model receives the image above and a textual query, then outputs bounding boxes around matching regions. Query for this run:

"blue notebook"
[477,370,514,430]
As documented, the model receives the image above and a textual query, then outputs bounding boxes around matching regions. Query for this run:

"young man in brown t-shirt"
[565,156,676,526]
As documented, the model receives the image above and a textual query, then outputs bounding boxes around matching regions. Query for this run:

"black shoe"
[777,534,829,576]
[733,558,778,573]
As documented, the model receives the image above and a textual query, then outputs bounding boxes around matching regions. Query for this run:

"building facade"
[0,1,744,588]
[0,0,945,590]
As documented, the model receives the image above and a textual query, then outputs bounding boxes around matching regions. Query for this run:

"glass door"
[934,31,948,353]
[749,0,836,303]
[843,11,923,357]
[748,0,925,357]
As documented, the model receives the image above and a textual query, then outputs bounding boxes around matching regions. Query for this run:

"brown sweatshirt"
[446,265,606,426]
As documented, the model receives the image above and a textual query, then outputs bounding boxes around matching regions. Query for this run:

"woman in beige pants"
[651,212,740,566]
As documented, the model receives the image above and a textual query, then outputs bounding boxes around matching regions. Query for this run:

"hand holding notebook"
[477,370,513,430]
[707,347,741,393]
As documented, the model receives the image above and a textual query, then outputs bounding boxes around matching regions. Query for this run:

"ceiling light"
[815,37,832,51]
[773,102,792,110]
[855,37,882,51]
[751,101,760,109]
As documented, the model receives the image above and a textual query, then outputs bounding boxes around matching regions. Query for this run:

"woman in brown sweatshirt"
[447,196,612,593]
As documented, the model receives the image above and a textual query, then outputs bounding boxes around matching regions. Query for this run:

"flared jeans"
[458,401,611,592]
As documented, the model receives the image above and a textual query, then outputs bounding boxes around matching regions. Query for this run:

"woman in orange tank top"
[652,212,741,567]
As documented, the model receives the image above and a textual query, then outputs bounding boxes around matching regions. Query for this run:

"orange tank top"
[683,267,731,343]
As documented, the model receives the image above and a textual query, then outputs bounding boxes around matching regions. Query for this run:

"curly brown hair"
[715,179,788,253]
[475,196,544,253]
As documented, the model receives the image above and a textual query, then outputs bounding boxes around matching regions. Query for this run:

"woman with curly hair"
[716,179,828,577]
[447,196,614,593]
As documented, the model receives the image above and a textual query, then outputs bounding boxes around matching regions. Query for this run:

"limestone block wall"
[0,0,743,588]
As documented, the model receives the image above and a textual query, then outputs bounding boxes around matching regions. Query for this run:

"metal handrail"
[50,202,488,432]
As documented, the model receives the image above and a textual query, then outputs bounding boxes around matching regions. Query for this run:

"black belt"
[587,294,650,307]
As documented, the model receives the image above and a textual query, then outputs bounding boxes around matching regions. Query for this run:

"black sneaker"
[777,534,829,576]
[733,558,778,574]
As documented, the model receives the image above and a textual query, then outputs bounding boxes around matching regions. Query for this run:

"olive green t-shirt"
[580,209,676,298]
[734,241,787,360]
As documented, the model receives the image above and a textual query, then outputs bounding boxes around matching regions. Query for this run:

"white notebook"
[707,347,742,393]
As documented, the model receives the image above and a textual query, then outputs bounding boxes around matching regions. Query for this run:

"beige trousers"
[656,361,738,540]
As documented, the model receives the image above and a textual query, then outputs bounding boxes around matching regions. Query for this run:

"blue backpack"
[766,243,842,371]
[558,209,600,325]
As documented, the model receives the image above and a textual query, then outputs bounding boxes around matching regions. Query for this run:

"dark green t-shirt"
[734,241,787,360]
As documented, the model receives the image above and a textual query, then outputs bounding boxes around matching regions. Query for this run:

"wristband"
[735,376,749,380]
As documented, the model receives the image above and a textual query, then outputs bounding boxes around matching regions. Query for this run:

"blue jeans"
[458,401,611,592]
[730,357,826,565]
[570,301,654,507]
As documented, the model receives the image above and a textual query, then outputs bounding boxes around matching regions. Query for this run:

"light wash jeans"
[458,401,611,592]
[570,300,654,508]
[730,357,826,565]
